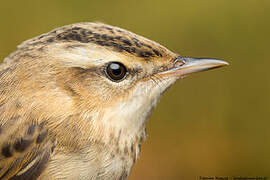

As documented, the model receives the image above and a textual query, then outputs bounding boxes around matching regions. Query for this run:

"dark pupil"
[106,62,126,81]
[109,63,122,76]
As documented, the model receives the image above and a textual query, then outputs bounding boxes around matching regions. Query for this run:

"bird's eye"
[105,62,127,82]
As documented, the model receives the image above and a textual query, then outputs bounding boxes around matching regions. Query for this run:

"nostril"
[173,56,185,67]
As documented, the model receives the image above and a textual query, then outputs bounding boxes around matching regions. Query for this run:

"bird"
[0,22,228,180]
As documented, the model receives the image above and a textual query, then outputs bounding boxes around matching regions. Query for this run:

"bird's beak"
[159,56,229,78]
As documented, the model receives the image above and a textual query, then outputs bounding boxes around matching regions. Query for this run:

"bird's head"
[3,23,228,148]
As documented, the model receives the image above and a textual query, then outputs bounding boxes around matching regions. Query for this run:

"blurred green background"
[0,0,269,179]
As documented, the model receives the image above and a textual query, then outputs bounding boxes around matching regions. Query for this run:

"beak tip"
[215,60,229,68]
[217,60,229,66]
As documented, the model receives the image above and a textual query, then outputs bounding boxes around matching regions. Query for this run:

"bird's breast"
[41,142,140,180]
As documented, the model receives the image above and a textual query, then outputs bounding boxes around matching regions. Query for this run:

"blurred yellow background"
[0,0,269,179]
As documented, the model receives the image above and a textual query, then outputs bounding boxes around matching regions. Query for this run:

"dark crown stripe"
[38,24,164,59]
